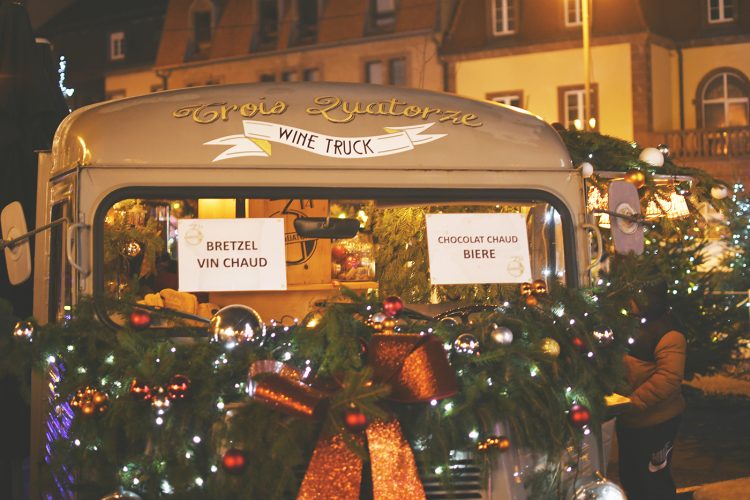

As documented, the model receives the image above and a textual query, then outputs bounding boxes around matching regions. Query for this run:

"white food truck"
[3,82,619,498]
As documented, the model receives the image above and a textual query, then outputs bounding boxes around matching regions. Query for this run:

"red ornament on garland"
[571,336,587,351]
[167,374,191,400]
[331,244,348,262]
[568,404,591,427]
[129,379,151,401]
[382,296,404,317]
[129,309,151,329]
[343,407,368,432]
[221,448,248,475]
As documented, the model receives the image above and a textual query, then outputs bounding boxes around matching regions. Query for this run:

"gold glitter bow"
[249,333,458,500]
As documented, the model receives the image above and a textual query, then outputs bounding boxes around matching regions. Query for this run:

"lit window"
[365,61,384,85]
[559,85,598,130]
[303,68,320,82]
[492,0,516,35]
[109,32,125,61]
[372,0,396,29]
[700,71,749,128]
[488,93,523,108]
[708,0,734,23]
[565,0,582,27]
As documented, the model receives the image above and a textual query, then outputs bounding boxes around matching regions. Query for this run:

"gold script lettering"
[174,100,287,124]
[305,96,482,127]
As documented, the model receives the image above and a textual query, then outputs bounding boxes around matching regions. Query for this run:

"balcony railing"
[649,127,750,159]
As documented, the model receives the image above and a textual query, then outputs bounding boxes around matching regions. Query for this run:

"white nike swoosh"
[648,446,673,472]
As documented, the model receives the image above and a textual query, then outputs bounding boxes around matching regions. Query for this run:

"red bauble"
[167,374,191,399]
[129,379,151,401]
[331,244,348,262]
[571,336,587,351]
[222,448,248,475]
[343,408,368,432]
[382,296,404,318]
[569,404,591,427]
[129,309,151,329]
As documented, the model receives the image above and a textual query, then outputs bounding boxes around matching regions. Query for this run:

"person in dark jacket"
[617,278,686,499]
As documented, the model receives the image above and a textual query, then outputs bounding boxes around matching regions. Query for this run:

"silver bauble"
[12,321,34,341]
[491,324,514,345]
[210,305,265,345]
[574,478,626,500]
[453,333,480,356]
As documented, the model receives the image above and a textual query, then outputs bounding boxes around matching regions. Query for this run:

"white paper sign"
[425,213,532,285]
[177,218,287,292]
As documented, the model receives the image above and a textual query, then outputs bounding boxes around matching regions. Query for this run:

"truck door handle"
[66,223,90,277]
[582,222,603,271]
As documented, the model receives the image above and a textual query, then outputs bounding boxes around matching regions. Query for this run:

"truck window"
[99,193,569,326]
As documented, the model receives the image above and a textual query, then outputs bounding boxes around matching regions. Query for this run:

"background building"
[37,0,168,108]
[442,0,750,182]
[104,0,455,98]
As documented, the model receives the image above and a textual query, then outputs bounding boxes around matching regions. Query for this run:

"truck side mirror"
[1,202,32,285]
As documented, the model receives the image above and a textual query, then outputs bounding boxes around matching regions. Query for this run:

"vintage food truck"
[3,82,620,498]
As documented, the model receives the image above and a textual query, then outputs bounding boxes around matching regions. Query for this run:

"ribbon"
[248,333,458,499]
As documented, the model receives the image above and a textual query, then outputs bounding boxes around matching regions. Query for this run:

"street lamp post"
[582,0,591,130]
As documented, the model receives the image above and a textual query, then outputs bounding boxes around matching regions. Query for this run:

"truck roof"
[51,82,573,176]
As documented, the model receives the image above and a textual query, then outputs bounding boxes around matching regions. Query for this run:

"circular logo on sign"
[507,257,525,278]
[184,224,204,246]
[615,202,639,235]
[270,208,317,266]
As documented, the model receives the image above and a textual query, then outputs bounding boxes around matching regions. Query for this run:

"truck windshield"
[98,192,570,326]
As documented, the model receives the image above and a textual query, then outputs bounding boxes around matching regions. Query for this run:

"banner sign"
[177,218,287,292]
[205,120,446,162]
[425,213,532,285]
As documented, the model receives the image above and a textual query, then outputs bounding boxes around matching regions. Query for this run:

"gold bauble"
[624,169,646,189]
[525,295,538,307]
[532,279,547,295]
[540,337,561,358]
[520,282,534,297]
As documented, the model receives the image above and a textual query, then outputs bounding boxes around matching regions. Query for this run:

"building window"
[388,58,406,86]
[297,0,318,43]
[558,84,598,130]
[303,68,321,81]
[259,73,276,82]
[492,0,516,35]
[258,0,279,47]
[109,31,125,61]
[371,0,396,29]
[282,70,298,82]
[565,0,582,27]
[699,70,749,128]
[487,91,524,108]
[708,0,734,23]
[365,58,406,85]
[193,11,212,50]
[365,61,385,84]
[106,89,126,101]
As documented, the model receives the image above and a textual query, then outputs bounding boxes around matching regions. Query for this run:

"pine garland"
[0,283,631,499]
